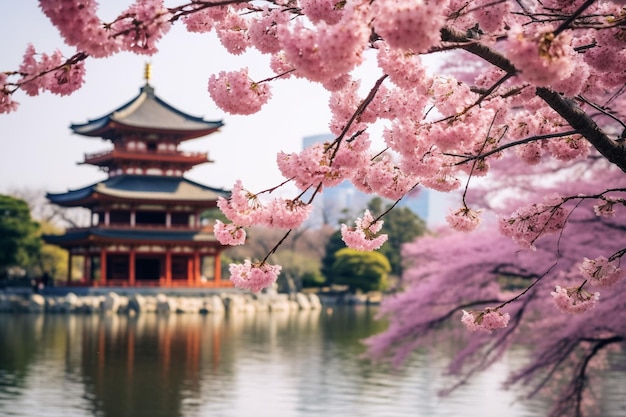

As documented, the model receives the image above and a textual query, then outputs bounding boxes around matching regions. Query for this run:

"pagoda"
[44,66,232,289]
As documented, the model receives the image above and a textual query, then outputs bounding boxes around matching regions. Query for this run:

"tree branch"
[440,26,626,173]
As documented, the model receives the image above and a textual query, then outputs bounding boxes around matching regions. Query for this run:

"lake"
[0,307,622,417]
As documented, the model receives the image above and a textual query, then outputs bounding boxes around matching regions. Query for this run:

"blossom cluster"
[593,197,623,218]
[214,180,313,244]
[499,194,568,249]
[551,285,600,314]
[579,256,626,288]
[446,207,482,232]
[208,68,272,115]
[229,260,282,293]
[461,308,510,333]
[340,210,388,251]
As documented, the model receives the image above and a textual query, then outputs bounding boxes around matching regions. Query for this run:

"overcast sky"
[0,1,451,225]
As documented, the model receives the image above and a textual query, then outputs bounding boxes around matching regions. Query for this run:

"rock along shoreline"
[0,288,326,315]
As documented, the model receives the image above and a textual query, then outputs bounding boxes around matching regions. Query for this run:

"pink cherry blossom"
[38,0,120,57]
[371,0,448,53]
[461,308,510,333]
[215,8,250,55]
[216,180,266,227]
[593,197,621,218]
[263,198,313,229]
[446,207,483,232]
[248,7,289,54]
[579,256,626,288]
[499,194,568,249]
[551,285,599,314]
[213,220,247,246]
[546,135,589,162]
[340,210,388,251]
[0,74,18,114]
[229,260,282,293]
[111,0,172,55]
[183,4,228,33]
[17,45,85,97]
[355,155,417,201]
[376,44,431,91]
[507,25,576,87]
[299,0,344,24]
[208,68,272,115]
[276,142,349,191]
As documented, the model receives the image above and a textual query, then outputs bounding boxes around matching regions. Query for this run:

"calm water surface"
[0,307,623,417]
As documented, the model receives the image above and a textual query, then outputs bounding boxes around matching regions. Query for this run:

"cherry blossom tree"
[2,1,626,414]
[367,155,626,417]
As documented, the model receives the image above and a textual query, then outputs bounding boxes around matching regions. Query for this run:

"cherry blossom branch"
[460,111,500,207]
[557,335,623,417]
[446,130,578,165]
[576,94,626,133]
[551,0,597,37]
[332,74,388,149]
[496,260,559,309]
[535,90,626,171]
[3,52,89,93]
[440,25,626,173]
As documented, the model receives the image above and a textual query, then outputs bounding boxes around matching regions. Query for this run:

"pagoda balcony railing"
[83,149,209,163]
[64,224,215,233]
[59,279,233,288]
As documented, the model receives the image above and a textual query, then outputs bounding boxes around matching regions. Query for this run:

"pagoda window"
[135,256,161,280]
[110,210,131,225]
[171,255,189,280]
[147,142,157,152]
[107,254,129,280]
[136,211,166,226]
[171,212,190,227]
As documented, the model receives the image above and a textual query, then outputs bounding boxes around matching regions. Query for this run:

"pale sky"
[0,1,452,225]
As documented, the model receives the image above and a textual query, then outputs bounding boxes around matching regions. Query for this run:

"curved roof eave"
[70,85,224,138]
[45,175,230,206]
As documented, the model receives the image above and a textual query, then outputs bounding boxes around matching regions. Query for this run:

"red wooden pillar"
[100,249,107,286]
[165,251,172,287]
[194,252,200,286]
[187,257,194,286]
[129,250,136,286]
[214,252,221,283]
[67,252,73,285]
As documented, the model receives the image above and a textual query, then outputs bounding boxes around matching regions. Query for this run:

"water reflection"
[0,308,558,417]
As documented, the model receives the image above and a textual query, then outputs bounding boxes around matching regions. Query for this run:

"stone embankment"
[0,291,323,315]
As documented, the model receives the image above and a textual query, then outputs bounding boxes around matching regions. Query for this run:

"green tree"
[321,229,344,282]
[331,248,391,293]
[0,194,41,277]
[368,197,426,278]
[35,220,68,282]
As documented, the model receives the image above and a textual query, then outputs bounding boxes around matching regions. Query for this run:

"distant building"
[43,66,232,289]
[301,134,433,227]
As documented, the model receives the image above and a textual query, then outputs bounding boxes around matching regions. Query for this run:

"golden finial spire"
[144,62,152,85]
